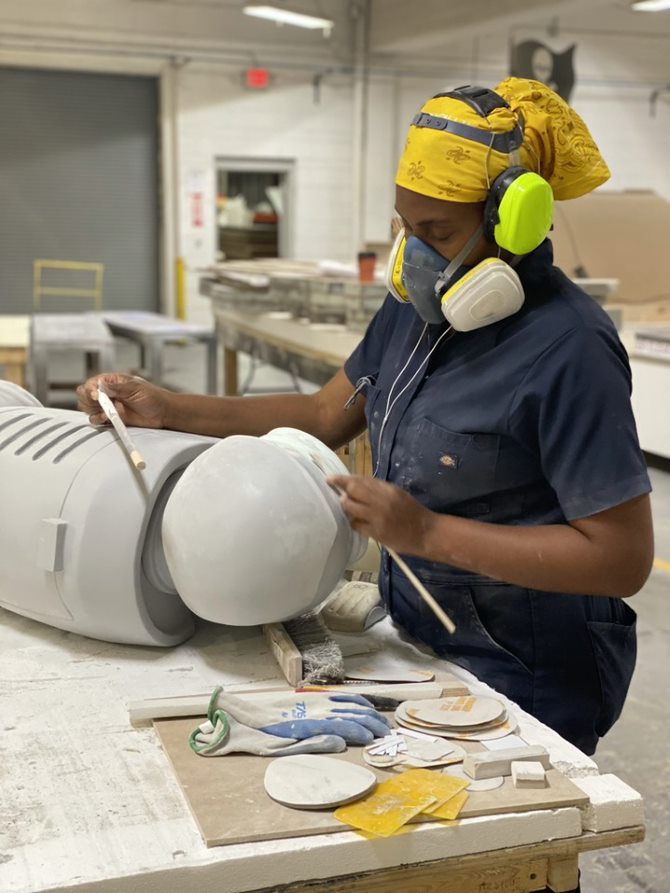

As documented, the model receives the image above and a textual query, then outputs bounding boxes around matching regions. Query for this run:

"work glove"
[189,687,391,757]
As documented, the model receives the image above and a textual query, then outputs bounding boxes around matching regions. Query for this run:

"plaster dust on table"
[1,607,602,893]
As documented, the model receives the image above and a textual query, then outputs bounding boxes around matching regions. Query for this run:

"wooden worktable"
[0,315,30,388]
[211,306,362,396]
[210,306,372,474]
[0,607,644,893]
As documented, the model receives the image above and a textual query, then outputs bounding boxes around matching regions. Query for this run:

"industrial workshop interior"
[1,0,670,891]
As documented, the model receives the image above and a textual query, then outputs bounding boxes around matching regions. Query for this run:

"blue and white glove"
[190,687,391,757]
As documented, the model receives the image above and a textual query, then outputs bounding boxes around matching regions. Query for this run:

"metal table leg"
[31,346,49,405]
[144,336,164,386]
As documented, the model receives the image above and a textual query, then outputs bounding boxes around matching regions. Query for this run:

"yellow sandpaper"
[334,780,436,837]
[427,789,469,820]
[334,768,469,837]
[393,768,469,811]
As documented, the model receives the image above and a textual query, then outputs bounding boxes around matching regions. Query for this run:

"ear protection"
[484,163,554,255]
[386,86,554,330]
[421,85,554,255]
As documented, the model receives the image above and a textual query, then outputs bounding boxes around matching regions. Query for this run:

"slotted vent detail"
[52,429,104,464]
[15,422,68,456]
[32,424,91,461]
[0,413,105,462]
[0,417,50,452]
[0,413,32,435]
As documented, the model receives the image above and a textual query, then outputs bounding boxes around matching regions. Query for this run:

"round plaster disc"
[264,755,377,810]
[444,765,505,792]
[405,696,505,728]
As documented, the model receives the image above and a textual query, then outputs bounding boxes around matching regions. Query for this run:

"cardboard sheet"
[551,190,670,321]
[155,718,589,848]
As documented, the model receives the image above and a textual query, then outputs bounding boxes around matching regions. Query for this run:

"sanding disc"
[405,696,505,728]
[401,711,508,734]
[394,707,518,741]
[446,717,519,741]
[394,711,464,739]
[396,701,507,732]
[264,755,377,810]
[344,654,435,684]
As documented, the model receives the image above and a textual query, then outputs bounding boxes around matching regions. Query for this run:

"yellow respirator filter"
[385,230,409,303]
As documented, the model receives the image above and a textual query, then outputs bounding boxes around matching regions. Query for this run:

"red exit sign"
[245,68,270,89]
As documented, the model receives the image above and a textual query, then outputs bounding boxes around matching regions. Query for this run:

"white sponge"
[511,760,547,788]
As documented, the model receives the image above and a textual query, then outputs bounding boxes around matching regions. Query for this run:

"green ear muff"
[484,167,554,255]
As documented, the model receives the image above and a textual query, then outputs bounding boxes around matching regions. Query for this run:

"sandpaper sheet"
[155,718,589,848]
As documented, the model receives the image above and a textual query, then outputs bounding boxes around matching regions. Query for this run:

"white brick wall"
[2,0,669,323]
[360,25,670,249]
[177,66,356,324]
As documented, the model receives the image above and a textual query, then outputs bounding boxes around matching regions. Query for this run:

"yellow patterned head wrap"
[395,77,610,203]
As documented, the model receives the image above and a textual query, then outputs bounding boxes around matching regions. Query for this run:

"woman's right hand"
[76,373,171,429]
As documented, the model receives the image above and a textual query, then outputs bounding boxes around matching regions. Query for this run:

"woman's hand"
[328,474,436,556]
[76,373,172,429]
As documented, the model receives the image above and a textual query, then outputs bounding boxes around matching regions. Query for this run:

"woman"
[79,78,653,758]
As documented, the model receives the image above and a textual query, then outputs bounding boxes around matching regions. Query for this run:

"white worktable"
[101,311,218,395]
[0,608,642,893]
[620,324,670,460]
[30,314,115,405]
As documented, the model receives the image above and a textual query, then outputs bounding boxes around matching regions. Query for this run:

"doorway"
[215,158,294,262]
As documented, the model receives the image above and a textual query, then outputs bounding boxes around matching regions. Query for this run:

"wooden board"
[155,718,590,848]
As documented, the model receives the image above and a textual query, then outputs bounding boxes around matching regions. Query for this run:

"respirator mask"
[385,225,525,331]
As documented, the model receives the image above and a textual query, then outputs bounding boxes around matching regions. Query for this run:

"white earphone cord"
[373,323,453,477]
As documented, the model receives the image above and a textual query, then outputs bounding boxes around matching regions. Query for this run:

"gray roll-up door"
[0,67,160,314]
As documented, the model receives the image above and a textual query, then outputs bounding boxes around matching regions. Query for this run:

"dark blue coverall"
[344,239,651,757]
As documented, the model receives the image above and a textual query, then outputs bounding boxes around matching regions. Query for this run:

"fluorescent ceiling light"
[631,0,670,10]
[243,5,334,30]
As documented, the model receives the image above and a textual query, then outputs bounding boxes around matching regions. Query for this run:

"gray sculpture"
[0,382,365,646]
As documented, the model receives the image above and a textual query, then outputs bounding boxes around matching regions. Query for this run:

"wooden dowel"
[386,546,456,635]
[97,382,146,471]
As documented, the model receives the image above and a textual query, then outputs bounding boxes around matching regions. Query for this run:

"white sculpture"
[0,383,365,646]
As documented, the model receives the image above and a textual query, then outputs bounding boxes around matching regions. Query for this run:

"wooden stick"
[386,546,456,635]
[97,382,146,471]
[128,681,451,726]
[327,480,456,636]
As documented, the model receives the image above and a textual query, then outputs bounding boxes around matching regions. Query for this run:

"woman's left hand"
[328,475,436,556]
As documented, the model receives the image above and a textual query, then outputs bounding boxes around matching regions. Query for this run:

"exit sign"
[245,68,270,89]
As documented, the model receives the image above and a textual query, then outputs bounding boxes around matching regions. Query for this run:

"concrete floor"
[39,338,670,891]
[580,461,670,893]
